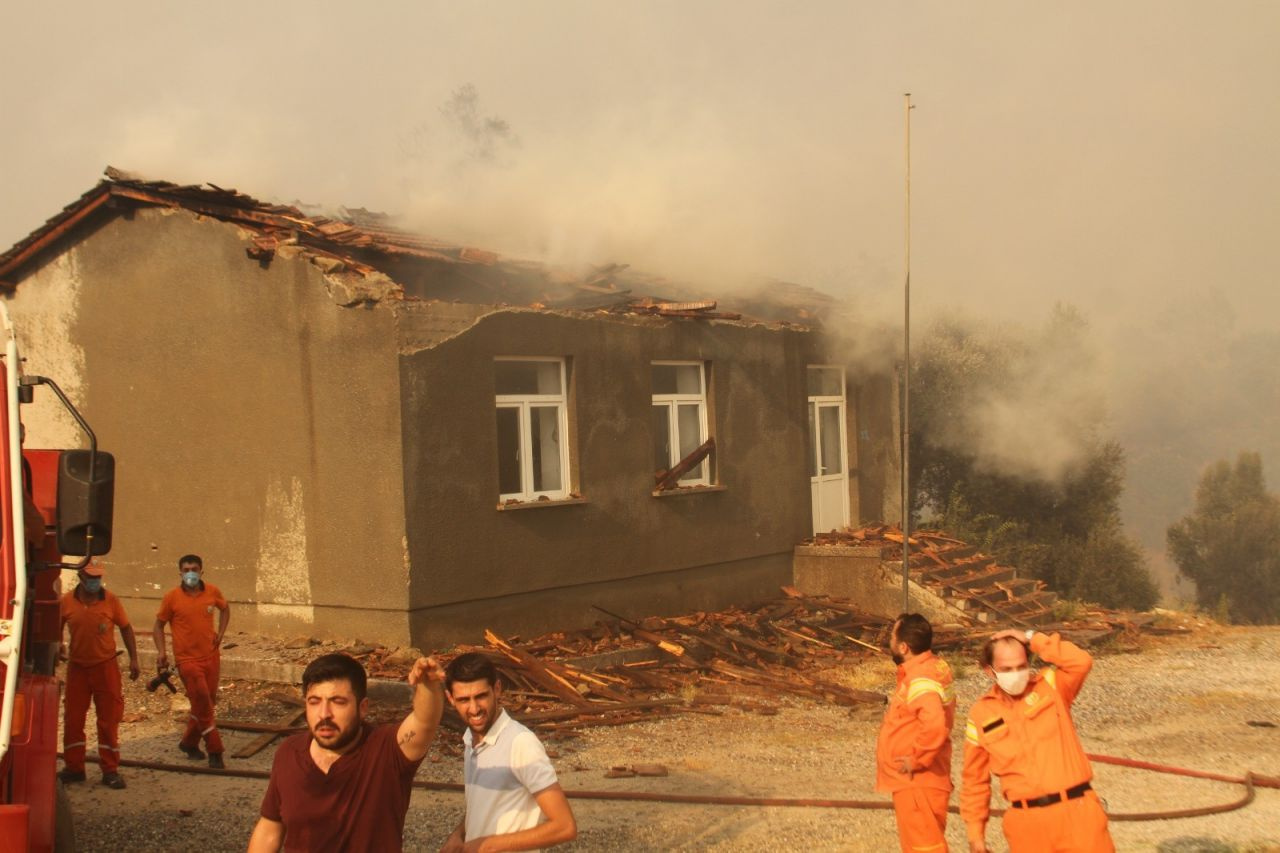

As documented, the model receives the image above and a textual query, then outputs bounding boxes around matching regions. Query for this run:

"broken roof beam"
[654,437,715,492]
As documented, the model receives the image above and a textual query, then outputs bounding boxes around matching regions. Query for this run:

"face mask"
[995,668,1030,696]
[182,571,201,588]
[82,577,103,594]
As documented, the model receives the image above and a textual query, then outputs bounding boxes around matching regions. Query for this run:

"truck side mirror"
[56,450,115,556]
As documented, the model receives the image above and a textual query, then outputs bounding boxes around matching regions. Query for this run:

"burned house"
[0,169,899,647]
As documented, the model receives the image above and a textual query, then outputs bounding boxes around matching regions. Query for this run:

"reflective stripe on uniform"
[964,720,979,745]
[907,677,955,705]
[64,741,87,750]
[201,725,217,736]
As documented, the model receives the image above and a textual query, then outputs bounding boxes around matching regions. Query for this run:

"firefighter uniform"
[60,587,131,776]
[960,631,1114,852]
[876,650,957,852]
[157,582,228,757]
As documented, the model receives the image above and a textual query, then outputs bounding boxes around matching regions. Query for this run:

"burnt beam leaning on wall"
[654,437,715,492]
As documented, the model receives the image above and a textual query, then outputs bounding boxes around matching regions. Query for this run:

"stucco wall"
[5,208,411,643]
[397,305,828,646]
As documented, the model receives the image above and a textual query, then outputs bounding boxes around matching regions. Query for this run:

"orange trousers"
[63,658,124,774]
[1002,789,1114,852]
[892,787,950,853]
[178,656,224,756]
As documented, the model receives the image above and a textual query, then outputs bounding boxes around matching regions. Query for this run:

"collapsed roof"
[0,167,838,325]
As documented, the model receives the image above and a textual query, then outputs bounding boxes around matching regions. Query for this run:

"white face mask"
[995,668,1030,696]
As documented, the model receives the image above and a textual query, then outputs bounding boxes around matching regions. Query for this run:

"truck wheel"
[54,778,77,853]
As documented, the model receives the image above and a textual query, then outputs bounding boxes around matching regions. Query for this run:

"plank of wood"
[233,708,306,758]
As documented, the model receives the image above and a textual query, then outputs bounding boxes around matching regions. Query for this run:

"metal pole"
[901,93,913,613]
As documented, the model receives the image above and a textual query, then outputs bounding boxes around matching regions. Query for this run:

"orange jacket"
[960,631,1096,843]
[60,587,131,666]
[156,583,227,663]
[876,650,956,793]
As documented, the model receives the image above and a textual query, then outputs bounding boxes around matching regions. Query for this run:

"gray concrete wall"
[397,305,821,646]
[792,545,957,624]
[5,208,412,643]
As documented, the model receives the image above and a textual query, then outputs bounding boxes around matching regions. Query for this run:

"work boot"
[179,742,206,760]
[58,768,86,784]
[101,772,126,789]
[208,753,225,770]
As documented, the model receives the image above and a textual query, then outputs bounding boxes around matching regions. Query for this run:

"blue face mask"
[181,571,201,588]
[82,577,103,594]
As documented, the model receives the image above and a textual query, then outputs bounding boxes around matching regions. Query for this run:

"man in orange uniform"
[58,560,141,789]
[961,629,1114,852]
[152,553,231,769]
[876,613,957,852]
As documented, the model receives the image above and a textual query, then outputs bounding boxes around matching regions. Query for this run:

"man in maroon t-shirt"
[247,652,444,852]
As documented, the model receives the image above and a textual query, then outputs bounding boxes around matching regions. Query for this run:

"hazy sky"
[4,2,1278,567]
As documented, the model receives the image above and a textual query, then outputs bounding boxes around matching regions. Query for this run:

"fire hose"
[80,753,1278,821]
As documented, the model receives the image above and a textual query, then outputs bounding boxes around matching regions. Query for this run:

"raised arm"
[397,656,445,761]
[1029,630,1092,704]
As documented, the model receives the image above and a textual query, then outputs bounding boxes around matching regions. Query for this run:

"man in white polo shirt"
[441,653,577,852]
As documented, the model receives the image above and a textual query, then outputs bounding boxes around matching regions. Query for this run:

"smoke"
[911,306,1109,484]
[1,1,1278,577]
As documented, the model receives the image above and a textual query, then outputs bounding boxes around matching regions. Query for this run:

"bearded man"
[247,652,444,852]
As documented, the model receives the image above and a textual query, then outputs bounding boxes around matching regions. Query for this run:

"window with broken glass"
[651,361,710,487]
[495,358,570,501]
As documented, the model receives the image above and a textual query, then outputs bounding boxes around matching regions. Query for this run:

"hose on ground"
[80,753,1276,821]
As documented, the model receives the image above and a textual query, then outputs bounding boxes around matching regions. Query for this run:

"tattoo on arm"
[399,729,415,745]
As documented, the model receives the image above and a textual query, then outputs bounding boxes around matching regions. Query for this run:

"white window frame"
[651,360,711,487]
[495,357,571,501]
[806,364,847,476]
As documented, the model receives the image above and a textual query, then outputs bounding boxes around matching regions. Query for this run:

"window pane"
[677,403,705,482]
[807,366,843,397]
[652,404,671,472]
[808,402,817,477]
[496,407,522,495]
[529,405,563,492]
[496,360,562,395]
[652,363,702,395]
[819,405,843,474]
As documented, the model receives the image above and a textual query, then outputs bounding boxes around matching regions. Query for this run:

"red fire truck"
[0,304,114,851]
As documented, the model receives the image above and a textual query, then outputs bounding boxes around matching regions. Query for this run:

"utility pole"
[901,92,914,613]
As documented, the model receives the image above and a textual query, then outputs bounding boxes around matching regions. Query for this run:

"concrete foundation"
[792,545,959,624]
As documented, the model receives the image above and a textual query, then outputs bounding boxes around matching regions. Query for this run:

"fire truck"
[0,303,114,851]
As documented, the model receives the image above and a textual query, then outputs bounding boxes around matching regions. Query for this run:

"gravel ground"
[58,624,1280,852]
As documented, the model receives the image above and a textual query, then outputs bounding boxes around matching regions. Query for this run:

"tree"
[911,307,1158,610]
[1167,452,1280,623]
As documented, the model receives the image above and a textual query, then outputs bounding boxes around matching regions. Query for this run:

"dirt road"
[59,625,1280,851]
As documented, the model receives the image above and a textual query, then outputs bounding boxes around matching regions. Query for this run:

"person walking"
[152,553,230,768]
[58,560,140,789]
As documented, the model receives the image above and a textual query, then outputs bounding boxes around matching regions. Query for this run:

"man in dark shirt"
[247,652,445,852]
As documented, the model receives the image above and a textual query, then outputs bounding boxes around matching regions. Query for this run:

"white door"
[808,367,849,535]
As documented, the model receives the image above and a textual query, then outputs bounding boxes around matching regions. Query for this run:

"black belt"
[1009,781,1091,809]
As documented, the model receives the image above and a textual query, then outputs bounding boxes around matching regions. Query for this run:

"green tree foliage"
[1167,452,1280,623]
[912,307,1158,610]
